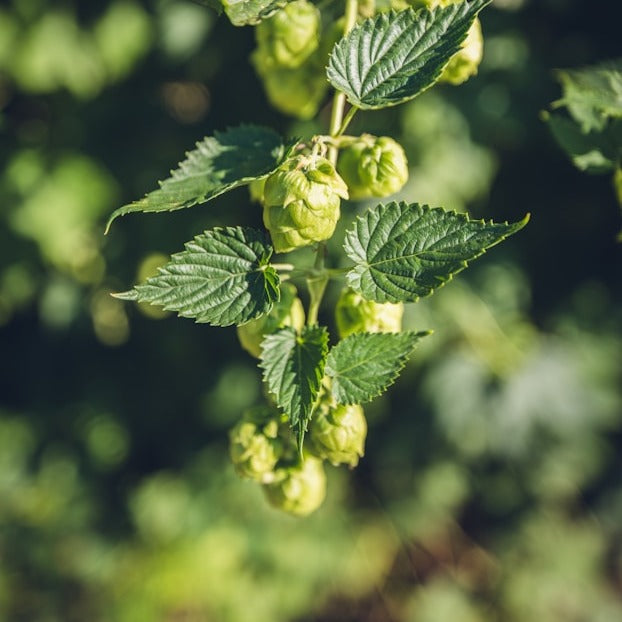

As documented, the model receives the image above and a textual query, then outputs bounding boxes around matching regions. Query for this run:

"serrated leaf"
[106,125,292,231]
[327,0,490,110]
[222,0,289,26]
[117,227,279,326]
[260,325,328,449]
[554,59,622,132]
[325,331,429,404]
[344,202,529,303]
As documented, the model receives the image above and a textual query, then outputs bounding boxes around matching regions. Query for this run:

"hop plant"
[109,0,527,517]
[263,455,327,516]
[263,155,349,253]
[337,134,409,199]
[335,288,404,339]
[310,403,367,467]
[237,283,305,358]
[254,0,320,70]
[229,407,284,483]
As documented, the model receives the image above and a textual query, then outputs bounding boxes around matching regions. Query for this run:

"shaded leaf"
[222,0,289,26]
[106,125,292,231]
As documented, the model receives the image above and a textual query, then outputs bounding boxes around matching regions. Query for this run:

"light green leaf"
[115,227,279,326]
[259,325,329,449]
[106,125,292,231]
[554,59,622,132]
[222,0,289,26]
[325,331,430,404]
[344,202,529,303]
[327,0,490,110]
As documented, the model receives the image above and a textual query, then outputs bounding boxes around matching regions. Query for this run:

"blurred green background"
[1,0,621,620]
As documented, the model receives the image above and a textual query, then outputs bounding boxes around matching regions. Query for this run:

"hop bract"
[335,288,404,339]
[263,155,349,253]
[237,283,305,358]
[263,455,326,516]
[337,135,409,199]
[229,408,283,483]
[254,0,320,70]
[310,403,367,467]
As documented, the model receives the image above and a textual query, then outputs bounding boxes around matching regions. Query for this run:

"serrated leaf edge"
[325,330,431,405]
[343,203,530,303]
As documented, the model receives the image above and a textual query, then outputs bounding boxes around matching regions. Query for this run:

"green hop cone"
[405,0,483,85]
[439,17,483,85]
[254,0,320,70]
[263,455,326,516]
[263,155,349,253]
[337,135,409,199]
[237,283,305,358]
[252,54,329,120]
[229,407,284,483]
[310,403,367,467]
[335,288,404,339]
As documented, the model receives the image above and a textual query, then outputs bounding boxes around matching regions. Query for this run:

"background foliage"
[1,0,621,620]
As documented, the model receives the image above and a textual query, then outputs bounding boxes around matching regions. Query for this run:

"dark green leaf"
[325,331,430,404]
[115,227,279,326]
[106,125,292,231]
[327,0,490,110]
[259,325,329,449]
[344,202,529,303]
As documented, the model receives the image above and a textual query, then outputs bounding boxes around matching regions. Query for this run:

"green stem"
[327,0,360,163]
[308,0,359,324]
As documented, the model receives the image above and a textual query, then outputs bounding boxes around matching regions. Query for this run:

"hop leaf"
[344,202,529,303]
[325,331,430,404]
[115,227,279,327]
[327,0,491,109]
[259,325,329,449]
[106,125,293,231]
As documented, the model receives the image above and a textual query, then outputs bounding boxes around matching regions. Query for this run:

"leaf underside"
[344,202,529,303]
[116,227,279,327]
[327,0,490,110]
[106,125,291,231]
[325,331,430,405]
[259,325,329,450]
